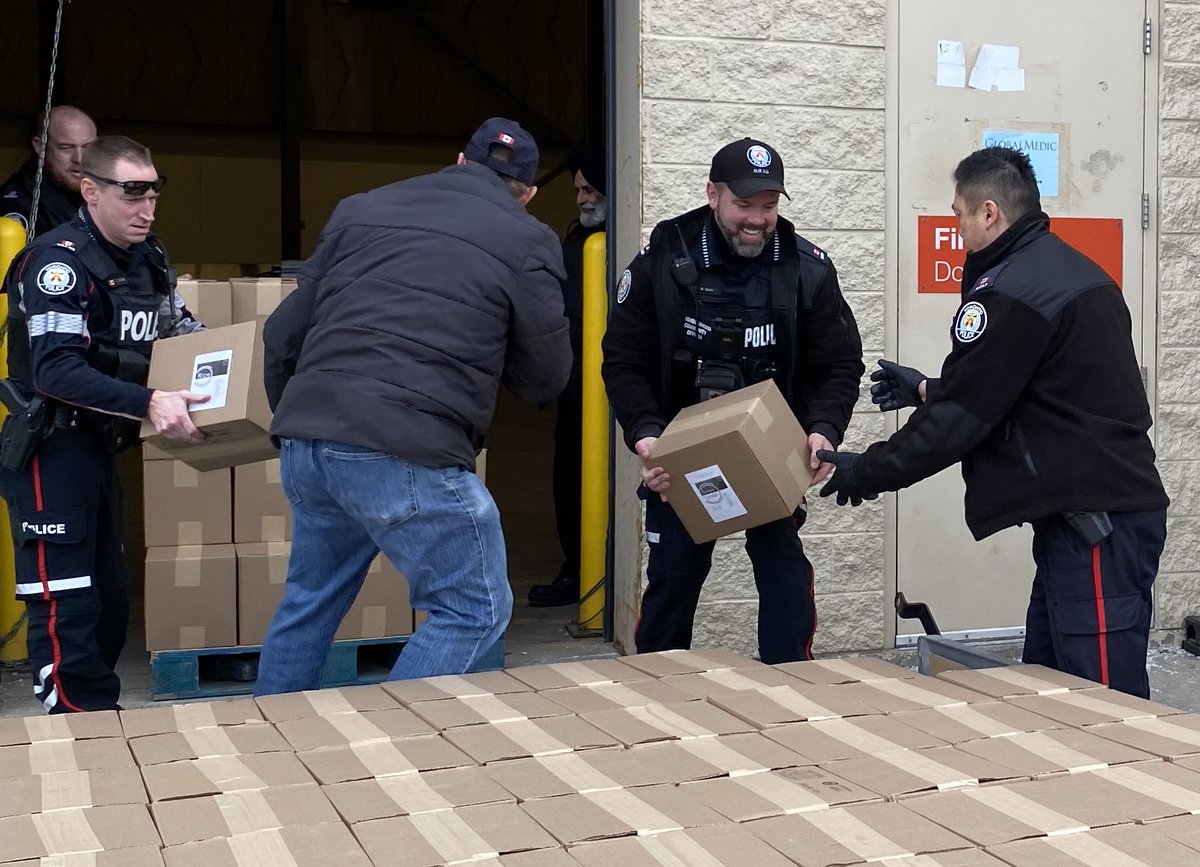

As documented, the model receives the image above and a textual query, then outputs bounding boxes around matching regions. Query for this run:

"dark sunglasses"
[84,172,167,197]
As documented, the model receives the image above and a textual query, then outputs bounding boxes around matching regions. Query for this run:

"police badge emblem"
[616,269,632,304]
[955,301,987,342]
[37,262,77,296]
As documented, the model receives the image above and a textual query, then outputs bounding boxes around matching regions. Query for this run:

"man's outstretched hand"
[816,449,880,507]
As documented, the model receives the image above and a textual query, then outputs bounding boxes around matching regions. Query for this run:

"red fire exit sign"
[917,215,1123,293]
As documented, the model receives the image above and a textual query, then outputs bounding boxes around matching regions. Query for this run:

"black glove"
[816,450,880,507]
[869,359,926,412]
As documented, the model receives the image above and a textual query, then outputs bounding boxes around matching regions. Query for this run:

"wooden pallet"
[149,636,505,701]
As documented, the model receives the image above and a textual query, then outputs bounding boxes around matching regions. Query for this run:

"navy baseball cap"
[465,117,540,186]
[709,137,790,200]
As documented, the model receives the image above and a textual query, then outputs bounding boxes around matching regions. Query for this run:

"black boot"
[528,573,580,607]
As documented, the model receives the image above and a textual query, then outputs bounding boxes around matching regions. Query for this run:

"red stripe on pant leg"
[47,598,85,713]
[1092,544,1110,686]
[804,565,817,660]
[32,456,50,600]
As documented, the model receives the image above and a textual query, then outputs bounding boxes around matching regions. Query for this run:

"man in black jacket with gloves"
[255,118,571,692]
[603,137,864,663]
[820,147,1168,697]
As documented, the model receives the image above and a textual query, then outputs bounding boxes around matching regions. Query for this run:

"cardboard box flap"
[568,824,797,867]
[128,722,290,766]
[744,801,973,866]
[1086,714,1200,760]
[936,663,1103,698]
[141,751,316,802]
[1006,689,1188,727]
[152,782,339,846]
[275,709,435,752]
[890,700,1064,745]
[161,822,372,867]
[1148,813,1200,855]
[0,766,147,818]
[325,766,514,824]
[957,726,1158,776]
[255,685,401,723]
[120,698,262,738]
[848,677,993,713]
[764,715,949,764]
[381,671,533,705]
[679,765,880,822]
[0,737,136,779]
[992,765,1200,828]
[660,665,805,699]
[7,846,167,867]
[986,823,1200,867]
[709,683,879,727]
[580,700,756,746]
[520,783,727,845]
[777,657,920,685]
[0,804,160,862]
[410,692,575,731]
[540,680,695,715]
[442,717,620,765]
[505,659,653,691]
[351,803,558,867]
[823,744,1024,799]
[0,711,123,746]
[295,735,476,785]
[618,648,759,678]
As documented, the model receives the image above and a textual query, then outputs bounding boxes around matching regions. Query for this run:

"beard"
[715,211,772,258]
[578,196,607,228]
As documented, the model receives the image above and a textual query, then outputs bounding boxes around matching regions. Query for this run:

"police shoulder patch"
[955,301,987,343]
[796,238,827,263]
[616,269,632,304]
[37,262,77,296]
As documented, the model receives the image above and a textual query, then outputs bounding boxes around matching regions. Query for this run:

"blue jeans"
[254,438,511,695]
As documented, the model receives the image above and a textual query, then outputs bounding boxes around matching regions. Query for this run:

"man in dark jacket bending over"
[255,118,571,691]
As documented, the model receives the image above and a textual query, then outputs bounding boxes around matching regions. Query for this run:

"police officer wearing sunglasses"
[0,134,204,714]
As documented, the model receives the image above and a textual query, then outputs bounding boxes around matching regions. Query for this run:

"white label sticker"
[190,348,233,411]
[684,464,747,523]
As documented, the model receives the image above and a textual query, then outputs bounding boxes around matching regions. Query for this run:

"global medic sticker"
[955,301,987,342]
[37,262,77,296]
[616,269,632,304]
[747,144,772,169]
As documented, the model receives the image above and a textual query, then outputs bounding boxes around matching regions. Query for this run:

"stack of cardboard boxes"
[141,277,414,653]
[4,652,1200,864]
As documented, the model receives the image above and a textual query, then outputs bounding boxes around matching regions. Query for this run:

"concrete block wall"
[638,0,889,656]
[1155,1,1200,644]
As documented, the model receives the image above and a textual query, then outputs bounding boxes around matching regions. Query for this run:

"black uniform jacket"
[0,158,83,237]
[853,212,1168,540]
[601,205,864,452]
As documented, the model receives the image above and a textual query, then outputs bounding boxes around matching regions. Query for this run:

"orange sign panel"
[917,216,1123,294]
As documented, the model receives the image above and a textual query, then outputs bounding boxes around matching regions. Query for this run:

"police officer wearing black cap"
[602,138,864,663]
[0,134,205,713]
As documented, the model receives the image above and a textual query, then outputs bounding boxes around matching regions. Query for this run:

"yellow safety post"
[576,231,608,633]
[0,216,27,661]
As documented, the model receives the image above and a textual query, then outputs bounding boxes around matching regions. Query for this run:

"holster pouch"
[0,381,52,472]
[1063,510,1114,547]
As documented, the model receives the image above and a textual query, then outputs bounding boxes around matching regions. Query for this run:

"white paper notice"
[190,349,233,411]
[969,43,1024,92]
[936,40,966,88]
[684,465,748,523]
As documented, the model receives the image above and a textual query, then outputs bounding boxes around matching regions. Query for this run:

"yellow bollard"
[577,232,608,632]
[0,216,27,661]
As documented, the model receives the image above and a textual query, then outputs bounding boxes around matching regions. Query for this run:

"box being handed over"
[140,321,276,471]
[649,379,812,543]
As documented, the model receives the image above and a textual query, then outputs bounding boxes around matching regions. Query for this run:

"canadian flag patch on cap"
[497,133,515,145]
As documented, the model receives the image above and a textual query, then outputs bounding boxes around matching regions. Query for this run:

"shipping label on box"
[650,380,812,543]
[141,321,276,471]
[142,462,232,546]
[144,545,237,651]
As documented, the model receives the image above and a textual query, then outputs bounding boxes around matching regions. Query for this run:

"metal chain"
[27,0,68,243]
[0,608,27,653]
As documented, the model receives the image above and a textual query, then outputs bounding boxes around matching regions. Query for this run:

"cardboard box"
[235,541,290,646]
[660,665,806,699]
[127,722,291,766]
[1006,689,1190,727]
[335,554,414,641]
[520,783,727,845]
[1087,714,1200,760]
[351,803,559,866]
[142,462,231,546]
[777,656,921,685]
[618,648,759,678]
[0,804,161,863]
[678,765,880,822]
[764,715,950,764]
[409,692,575,731]
[233,458,289,542]
[256,685,400,723]
[936,663,1102,697]
[162,823,372,867]
[494,850,580,866]
[151,783,340,846]
[955,726,1156,776]
[141,321,276,471]
[821,745,1023,798]
[273,709,435,752]
[10,848,165,867]
[0,767,147,818]
[141,751,317,802]
[442,717,620,765]
[579,700,755,746]
[0,738,136,779]
[504,659,652,691]
[0,711,123,746]
[708,683,879,727]
[539,680,695,715]
[230,277,297,325]
[569,825,799,867]
[987,824,1200,867]
[120,698,263,739]
[745,802,972,865]
[144,545,237,650]
[480,748,698,801]
[176,278,233,330]
[295,735,476,785]
[649,379,812,543]
[1149,813,1200,855]
[381,670,533,705]
[889,700,1064,745]
[324,766,514,824]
